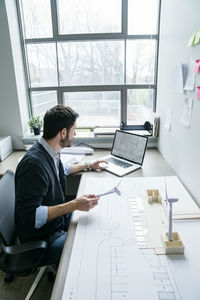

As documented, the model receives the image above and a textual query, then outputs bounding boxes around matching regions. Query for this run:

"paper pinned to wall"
[163,108,172,131]
[180,98,193,127]
[174,64,184,94]
[184,58,196,91]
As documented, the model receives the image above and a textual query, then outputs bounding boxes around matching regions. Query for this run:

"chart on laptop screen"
[112,131,147,163]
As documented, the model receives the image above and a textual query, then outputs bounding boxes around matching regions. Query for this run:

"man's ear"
[60,128,67,137]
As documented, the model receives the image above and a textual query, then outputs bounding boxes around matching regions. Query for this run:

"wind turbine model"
[96,180,122,198]
[162,178,184,253]
[164,179,178,241]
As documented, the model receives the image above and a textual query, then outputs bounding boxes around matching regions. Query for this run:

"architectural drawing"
[62,177,199,300]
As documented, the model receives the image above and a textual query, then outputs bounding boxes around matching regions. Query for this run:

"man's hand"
[74,194,99,211]
[89,160,108,170]
[69,160,108,174]
[47,194,99,222]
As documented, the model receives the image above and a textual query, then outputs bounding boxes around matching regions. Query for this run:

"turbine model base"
[161,232,184,254]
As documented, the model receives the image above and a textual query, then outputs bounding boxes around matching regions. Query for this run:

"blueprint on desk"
[61,177,200,300]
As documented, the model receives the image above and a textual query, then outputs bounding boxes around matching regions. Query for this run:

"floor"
[0,268,54,300]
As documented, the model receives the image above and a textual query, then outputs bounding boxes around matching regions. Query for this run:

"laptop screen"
[111,130,148,165]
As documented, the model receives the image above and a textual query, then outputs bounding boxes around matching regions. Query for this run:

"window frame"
[16,0,161,128]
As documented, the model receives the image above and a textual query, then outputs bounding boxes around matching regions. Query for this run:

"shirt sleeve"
[63,162,71,175]
[35,206,48,229]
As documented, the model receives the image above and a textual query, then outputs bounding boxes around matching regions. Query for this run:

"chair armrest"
[2,240,47,255]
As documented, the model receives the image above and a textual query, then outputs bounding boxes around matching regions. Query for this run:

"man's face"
[59,121,76,148]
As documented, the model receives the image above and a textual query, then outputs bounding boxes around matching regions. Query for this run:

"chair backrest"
[0,170,16,246]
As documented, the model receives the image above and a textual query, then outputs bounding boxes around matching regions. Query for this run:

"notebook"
[101,130,148,177]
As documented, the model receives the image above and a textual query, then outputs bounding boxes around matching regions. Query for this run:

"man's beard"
[59,133,71,148]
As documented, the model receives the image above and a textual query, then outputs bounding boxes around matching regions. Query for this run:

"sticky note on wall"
[197,86,200,100]
[194,59,200,73]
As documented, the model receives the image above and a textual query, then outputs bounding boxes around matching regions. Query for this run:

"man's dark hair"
[43,105,79,139]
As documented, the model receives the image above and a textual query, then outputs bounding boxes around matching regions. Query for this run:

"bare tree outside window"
[58,41,124,86]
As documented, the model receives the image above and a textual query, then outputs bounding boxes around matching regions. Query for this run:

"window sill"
[21,132,157,149]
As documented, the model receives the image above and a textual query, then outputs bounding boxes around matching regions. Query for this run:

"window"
[31,91,57,117]
[17,0,160,127]
[27,43,58,87]
[126,40,156,84]
[21,0,53,38]
[57,0,121,34]
[127,89,154,125]
[128,0,159,35]
[64,91,121,127]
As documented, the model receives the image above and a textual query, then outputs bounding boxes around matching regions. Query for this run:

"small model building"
[162,232,185,254]
[147,189,162,204]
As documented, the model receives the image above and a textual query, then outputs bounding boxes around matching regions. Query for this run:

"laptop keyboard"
[106,157,133,168]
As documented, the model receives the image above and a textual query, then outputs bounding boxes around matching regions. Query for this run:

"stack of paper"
[60,154,84,166]
[61,146,93,155]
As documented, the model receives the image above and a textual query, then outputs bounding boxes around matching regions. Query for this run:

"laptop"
[101,130,148,177]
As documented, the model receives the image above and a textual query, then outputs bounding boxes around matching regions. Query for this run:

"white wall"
[157,0,200,205]
[0,0,29,149]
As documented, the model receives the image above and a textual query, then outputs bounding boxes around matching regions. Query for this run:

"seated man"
[15,105,106,265]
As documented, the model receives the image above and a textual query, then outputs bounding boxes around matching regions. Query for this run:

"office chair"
[0,170,55,300]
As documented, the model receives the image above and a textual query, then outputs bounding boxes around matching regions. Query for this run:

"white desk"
[0,151,25,175]
[51,149,182,300]
[57,176,200,300]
